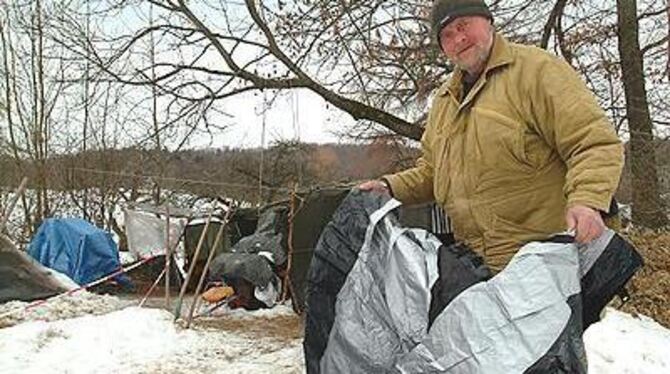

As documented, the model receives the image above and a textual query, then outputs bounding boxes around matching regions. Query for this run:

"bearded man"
[360,0,624,272]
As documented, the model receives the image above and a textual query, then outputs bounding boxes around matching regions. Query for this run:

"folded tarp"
[304,190,642,373]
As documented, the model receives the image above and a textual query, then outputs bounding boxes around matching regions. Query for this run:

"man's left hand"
[565,204,605,244]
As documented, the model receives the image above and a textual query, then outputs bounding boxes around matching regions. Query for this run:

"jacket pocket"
[470,107,532,174]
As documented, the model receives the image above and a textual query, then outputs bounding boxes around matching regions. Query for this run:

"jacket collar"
[439,33,514,98]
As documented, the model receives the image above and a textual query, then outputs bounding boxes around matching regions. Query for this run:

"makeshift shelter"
[183,208,257,289]
[205,187,450,313]
[0,236,75,303]
[208,205,288,309]
[123,208,188,291]
[28,218,126,286]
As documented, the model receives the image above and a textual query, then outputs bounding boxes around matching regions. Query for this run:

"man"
[360,0,624,272]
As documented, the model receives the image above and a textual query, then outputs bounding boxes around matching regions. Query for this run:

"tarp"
[124,211,186,259]
[0,235,75,303]
[291,188,450,314]
[304,190,643,373]
[28,218,124,286]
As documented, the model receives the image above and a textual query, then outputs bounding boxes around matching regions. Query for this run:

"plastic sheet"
[304,190,643,374]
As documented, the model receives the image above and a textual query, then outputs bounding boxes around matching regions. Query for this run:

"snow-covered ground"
[0,295,668,373]
[0,298,302,374]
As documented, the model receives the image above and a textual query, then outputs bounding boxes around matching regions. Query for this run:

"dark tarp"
[0,237,71,303]
[304,190,643,373]
[184,208,258,266]
[291,188,449,314]
[208,206,288,299]
[229,206,289,265]
[290,188,351,313]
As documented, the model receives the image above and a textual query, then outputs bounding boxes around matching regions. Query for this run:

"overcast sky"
[197,88,355,149]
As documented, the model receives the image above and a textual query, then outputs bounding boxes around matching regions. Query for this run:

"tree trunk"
[616,0,668,228]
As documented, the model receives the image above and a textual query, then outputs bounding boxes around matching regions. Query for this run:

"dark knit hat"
[430,0,493,41]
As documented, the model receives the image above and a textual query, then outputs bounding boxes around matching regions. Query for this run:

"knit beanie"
[430,0,493,42]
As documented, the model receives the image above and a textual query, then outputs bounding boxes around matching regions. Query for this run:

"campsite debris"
[202,286,235,304]
[185,207,234,327]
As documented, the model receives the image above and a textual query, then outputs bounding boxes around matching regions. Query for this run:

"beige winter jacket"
[385,34,624,271]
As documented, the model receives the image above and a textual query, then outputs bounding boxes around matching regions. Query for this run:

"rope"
[0,255,157,320]
[69,167,293,193]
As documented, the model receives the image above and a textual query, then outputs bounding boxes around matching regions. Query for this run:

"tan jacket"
[385,34,624,271]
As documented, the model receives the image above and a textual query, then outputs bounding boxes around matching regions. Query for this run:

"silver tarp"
[319,198,615,373]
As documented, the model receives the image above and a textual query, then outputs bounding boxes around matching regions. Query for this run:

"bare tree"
[617,0,668,228]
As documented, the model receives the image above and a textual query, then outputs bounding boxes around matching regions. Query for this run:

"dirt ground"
[620,229,670,328]
[193,314,303,343]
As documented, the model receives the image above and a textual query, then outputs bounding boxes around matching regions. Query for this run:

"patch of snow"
[584,308,670,373]
[0,306,303,373]
[0,291,129,329]
[118,250,138,265]
[1,302,668,373]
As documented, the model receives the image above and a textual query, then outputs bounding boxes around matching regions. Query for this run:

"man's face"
[439,15,494,75]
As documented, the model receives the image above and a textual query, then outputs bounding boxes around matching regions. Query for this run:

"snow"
[0,301,668,373]
[0,292,130,329]
[584,308,670,373]
[0,304,303,374]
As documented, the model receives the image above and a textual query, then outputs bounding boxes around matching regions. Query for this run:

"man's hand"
[565,204,605,244]
[358,180,390,196]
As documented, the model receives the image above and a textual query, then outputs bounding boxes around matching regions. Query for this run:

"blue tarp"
[28,218,123,286]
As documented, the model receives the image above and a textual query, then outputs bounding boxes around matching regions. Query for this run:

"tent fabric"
[0,248,72,303]
[124,211,185,258]
[209,252,275,287]
[231,206,289,266]
[304,191,642,374]
[290,188,351,313]
[28,218,123,286]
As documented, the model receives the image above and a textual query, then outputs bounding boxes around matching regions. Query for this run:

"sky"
[203,88,355,149]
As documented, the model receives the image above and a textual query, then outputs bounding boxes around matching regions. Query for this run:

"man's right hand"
[357,180,391,196]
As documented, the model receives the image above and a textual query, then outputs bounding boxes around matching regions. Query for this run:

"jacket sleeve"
[382,109,437,205]
[527,56,624,211]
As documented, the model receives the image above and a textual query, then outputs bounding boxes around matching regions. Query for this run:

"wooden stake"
[185,207,233,328]
[173,208,215,320]
[139,266,166,308]
[282,184,298,301]
[165,205,171,309]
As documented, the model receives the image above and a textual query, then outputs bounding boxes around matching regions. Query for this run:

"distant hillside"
[0,141,420,203]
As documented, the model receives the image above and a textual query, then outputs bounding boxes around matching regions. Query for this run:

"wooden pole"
[139,266,166,308]
[185,207,233,328]
[281,184,298,301]
[165,205,171,309]
[173,208,214,320]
